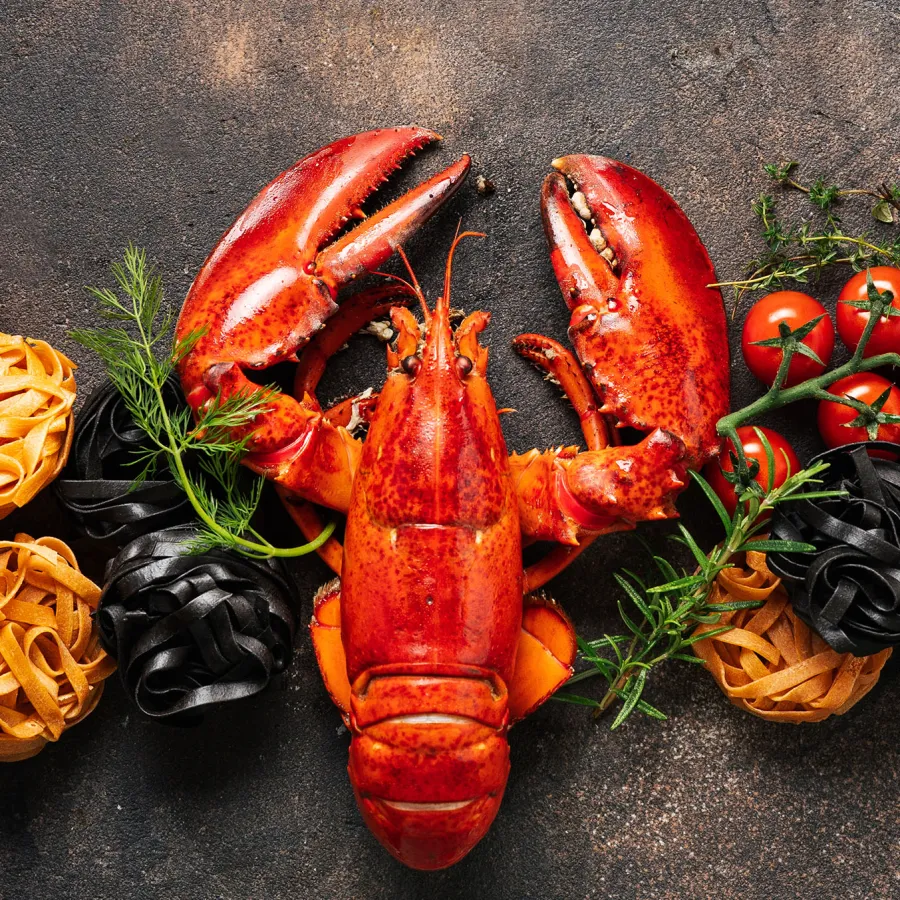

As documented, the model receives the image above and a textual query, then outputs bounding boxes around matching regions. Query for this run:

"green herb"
[566,154,900,729]
[555,459,834,728]
[763,161,900,223]
[71,245,334,558]
[711,163,900,308]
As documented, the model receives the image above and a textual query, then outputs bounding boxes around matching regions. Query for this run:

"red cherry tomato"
[817,372,900,451]
[702,426,801,516]
[741,291,834,386]
[835,266,900,358]
[741,291,834,387]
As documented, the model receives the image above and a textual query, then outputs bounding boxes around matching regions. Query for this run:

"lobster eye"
[401,355,421,377]
[456,355,473,377]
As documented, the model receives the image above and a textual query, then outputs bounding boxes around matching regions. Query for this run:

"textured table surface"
[1,1,899,898]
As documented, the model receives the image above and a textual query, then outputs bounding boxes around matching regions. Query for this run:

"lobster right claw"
[176,128,470,512]
[515,156,729,540]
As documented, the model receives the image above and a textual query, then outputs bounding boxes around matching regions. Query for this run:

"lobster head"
[367,232,513,530]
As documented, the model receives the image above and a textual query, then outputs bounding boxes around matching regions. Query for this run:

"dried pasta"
[0,535,115,761]
[0,333,76,519]
[693,550,892,723]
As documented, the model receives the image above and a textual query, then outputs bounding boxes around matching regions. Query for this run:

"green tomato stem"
[720,354,900,436]
[714,286,898,497]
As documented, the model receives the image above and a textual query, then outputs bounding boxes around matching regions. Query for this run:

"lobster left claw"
[513,156,729,543]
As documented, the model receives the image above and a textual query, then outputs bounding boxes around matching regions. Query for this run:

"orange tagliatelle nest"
[692,550,893,723]
[0,333,76,519]
[0,535,115,761]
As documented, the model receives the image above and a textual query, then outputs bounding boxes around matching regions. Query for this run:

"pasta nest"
[0,333,76,519]
[693,550,892,723]
[0,535,115,761]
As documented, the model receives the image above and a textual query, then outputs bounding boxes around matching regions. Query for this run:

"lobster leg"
[514,334,618,587]
[281,284,409,571]
[293,283,412,405]
[278,381,386,573]
[281,391,377,576]
[322,392,379,430]
[513,333,613,452]
[511,435,684,545]
[511,333,628,546]
[309,584,576,725]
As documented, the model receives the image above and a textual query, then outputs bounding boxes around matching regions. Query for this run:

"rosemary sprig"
[555,462,833,728]
[71,245,334,558]
[563,263,900,727]
[711,163,900,308]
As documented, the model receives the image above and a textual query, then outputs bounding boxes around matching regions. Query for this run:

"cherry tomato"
[741,291,834,387]
[702,426,801,516]
[817,372,900,451]
[835,266,900,358]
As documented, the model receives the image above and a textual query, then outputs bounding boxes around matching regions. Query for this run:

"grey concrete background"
[1,1,899,898]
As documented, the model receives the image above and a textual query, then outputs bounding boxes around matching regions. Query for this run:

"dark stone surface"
[1,1,899,897]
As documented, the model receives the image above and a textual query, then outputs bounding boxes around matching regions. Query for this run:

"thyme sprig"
[556,461,832,728]
[71,246,335,558]
[764,160,900,224]
[711,163,900,308]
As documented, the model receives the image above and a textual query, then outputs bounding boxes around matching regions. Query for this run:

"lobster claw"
[542,155,728,468]
[176,128,470,511]
[514,156,729,543]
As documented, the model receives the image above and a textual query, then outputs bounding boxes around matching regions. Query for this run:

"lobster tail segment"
[347,667,511,870]
[351,732,508,870]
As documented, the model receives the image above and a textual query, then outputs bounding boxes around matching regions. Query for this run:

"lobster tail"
[347,668,511,870]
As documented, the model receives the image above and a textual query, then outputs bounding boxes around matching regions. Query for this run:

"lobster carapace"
[175,128,729,869]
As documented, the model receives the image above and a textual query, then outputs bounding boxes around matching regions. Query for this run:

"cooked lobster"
[175,128,728,870]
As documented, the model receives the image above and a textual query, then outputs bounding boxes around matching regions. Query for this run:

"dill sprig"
[556,459,835,728]
[71,245,334,558]
[711,162,900,308]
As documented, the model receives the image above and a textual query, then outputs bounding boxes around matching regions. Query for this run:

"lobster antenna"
[443,226,486,311]
[371,268,426,313]
[396,245,431,324]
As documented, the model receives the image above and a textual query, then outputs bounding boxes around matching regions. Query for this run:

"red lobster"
[176,128,728,870]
